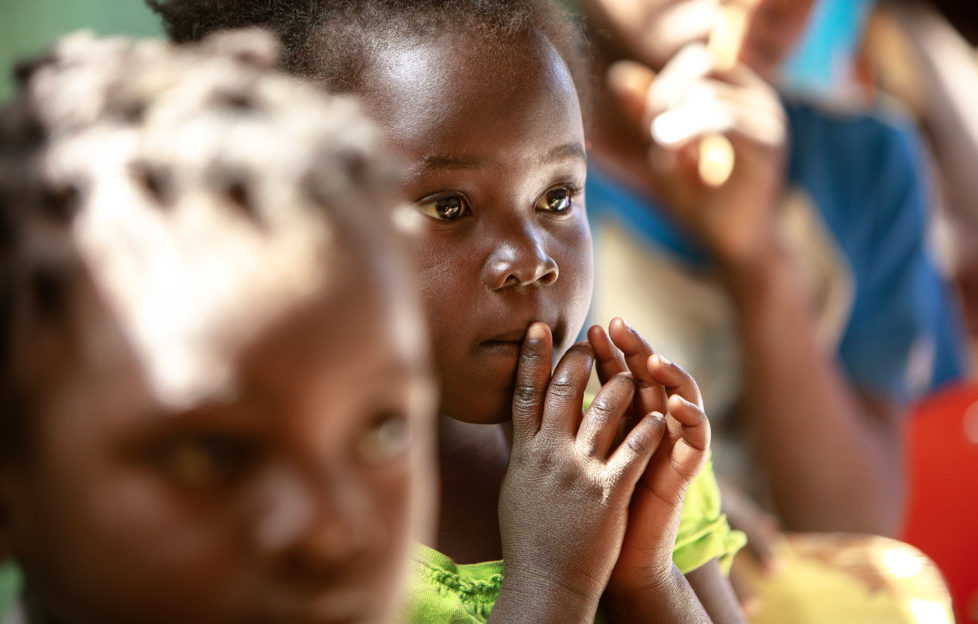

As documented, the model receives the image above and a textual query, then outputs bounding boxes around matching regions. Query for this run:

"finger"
[587,324,628,387]
[607,317,669,418]
[647,353,703,407]
[638,402,709,505]
[707,58,776,92]
[577,372,635,458]
[541,341,594,436]
[652,78,782,138]
[644,43,715,123]
[651,97,737,148]
[667,394,710,454]
[511,322,552,441]
[606,411,667,488]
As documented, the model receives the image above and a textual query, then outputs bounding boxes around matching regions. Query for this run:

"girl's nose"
[482,225,559,290]
[252,466,383,575]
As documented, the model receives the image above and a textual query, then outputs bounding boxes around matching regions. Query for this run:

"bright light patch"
[698,134,735,187]
[908,599,952,624]
[881,547,925,579]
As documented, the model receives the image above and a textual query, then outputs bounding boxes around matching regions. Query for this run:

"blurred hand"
[606,46,788,274]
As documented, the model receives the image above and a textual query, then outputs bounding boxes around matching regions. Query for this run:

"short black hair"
[147,0,592,109]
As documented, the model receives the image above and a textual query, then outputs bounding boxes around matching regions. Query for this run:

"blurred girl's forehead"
[2,32,406,412]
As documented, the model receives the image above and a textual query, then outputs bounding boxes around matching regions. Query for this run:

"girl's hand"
[606,45,788,274]
[493,322,667,622]
[589,319,711,600]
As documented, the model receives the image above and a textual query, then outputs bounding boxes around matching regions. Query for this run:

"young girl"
[0,30,435,623]
[150,2,746,622]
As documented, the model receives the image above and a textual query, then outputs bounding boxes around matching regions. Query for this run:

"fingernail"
[670,394,693,408]
[526,323,547,341]
[655,353,672,367]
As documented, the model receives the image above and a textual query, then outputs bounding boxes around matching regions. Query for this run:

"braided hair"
[0,29,405,458]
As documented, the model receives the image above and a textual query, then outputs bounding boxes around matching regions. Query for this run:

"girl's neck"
[433,416,511,564]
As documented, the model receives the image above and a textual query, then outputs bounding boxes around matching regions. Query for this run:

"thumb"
[511,322,552,442]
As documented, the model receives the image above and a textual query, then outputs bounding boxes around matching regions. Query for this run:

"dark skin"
[578,0,909,610]
[0,256,435,624]
[581,0,906,536]
[360,30,734,622]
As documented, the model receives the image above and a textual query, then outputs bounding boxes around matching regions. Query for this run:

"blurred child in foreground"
[0,30,435,623]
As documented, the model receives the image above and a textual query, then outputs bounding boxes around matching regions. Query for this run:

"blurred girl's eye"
[415,193,471,221]
[357,412,412,464]
[156,434,257,489]
[536,185,579,215]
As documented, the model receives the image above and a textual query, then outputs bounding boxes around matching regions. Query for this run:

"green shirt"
[404,455,744,624]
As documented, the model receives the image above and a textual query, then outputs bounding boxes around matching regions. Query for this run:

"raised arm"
[605,51,907,535]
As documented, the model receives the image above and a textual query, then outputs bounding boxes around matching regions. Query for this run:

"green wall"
[0,0,163,102]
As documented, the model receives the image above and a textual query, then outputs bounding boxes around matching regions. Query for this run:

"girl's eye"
[537,186,576,214]
[357,412,412,464]
[415,194,471,221]
[156,434,257,489]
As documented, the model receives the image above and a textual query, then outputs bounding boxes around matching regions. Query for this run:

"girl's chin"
[439,391,516,426]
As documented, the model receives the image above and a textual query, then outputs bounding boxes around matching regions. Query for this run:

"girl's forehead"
[365,31,583,156]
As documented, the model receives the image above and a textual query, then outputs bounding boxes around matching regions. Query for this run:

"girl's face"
[0,257,435,624]
[365,32,592,424]
[583,0,817,81]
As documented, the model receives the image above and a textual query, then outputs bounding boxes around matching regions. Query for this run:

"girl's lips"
[478,339,524,355]
[479,321,566,350]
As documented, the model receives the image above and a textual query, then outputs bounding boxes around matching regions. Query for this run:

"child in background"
[149,1,746,622]
[0,30,435,623]
[574,0,963,619]
[579,0,964,536]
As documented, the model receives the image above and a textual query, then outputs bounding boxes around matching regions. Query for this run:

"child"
[0,30,436,623]
[575,0,965,617]
[150,1,746,622]
[579,0,965,537]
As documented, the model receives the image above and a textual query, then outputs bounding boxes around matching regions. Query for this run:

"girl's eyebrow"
[412,142,586,176]
[415,153,482,173]
[542,142,587,164]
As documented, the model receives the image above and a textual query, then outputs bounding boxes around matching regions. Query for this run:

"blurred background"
[0,0,162,102]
